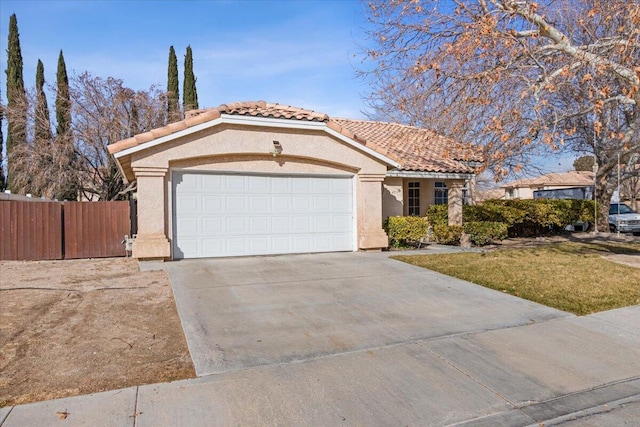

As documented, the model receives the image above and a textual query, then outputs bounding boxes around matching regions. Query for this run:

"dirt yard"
[0,258,195,407]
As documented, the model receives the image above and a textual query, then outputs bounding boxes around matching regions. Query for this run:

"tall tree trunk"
[595,171,614,232]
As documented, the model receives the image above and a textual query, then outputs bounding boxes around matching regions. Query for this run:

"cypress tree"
[56,50,71,137]
[35,59,52,141]
[0,89,5,192]
[55,50,76,201]
[167,45,180,122]
[183,45,199,112]
[5,13,27,193]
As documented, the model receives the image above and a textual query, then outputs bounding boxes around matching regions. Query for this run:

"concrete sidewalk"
[2,308,638,426]
[2,251,639,426]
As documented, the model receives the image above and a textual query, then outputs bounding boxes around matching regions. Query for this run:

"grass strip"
[393,242,640,315]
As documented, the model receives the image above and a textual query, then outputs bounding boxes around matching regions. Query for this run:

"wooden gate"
[63,201,131,259]
[0,199,63,260]
[0,196,132,261]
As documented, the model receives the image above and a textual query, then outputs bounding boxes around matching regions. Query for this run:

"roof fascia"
[387,170,474,180]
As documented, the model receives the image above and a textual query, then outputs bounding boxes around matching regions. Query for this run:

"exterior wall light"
[270,140,283,157]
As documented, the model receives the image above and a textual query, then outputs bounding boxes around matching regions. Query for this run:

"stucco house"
[108,101,482,260]
[501,171,594,200]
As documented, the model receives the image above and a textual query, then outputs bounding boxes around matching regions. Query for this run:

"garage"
[172,171,355,258]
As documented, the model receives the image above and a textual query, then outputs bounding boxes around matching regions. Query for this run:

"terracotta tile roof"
[108,101,329,155]
[502,171,594,188]
[476,189,505,202]
[332,118,482,174]
[215,101,329,122]
[108,100,483,174]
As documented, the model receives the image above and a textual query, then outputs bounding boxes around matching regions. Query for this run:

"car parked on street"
[609,203,640,235]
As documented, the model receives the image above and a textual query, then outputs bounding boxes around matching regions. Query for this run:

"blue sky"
[0,0,370,118]
[0,0,575,178]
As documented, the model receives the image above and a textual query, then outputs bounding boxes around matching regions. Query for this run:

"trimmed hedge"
[384,216,429,248]
[463,221,508,246]
[427,199,596,238]
[433,224,463,245]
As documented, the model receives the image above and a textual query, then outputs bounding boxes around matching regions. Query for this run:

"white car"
[609,203,640,236]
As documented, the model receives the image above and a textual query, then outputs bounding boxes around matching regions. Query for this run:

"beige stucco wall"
[126,124,390,259]
[382,177,403,220]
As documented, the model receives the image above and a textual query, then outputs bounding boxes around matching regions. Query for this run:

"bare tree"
[8,87,78,199]
[362,0,639,229]
[71,72,167,200]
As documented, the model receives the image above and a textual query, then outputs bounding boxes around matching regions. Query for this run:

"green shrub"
[425,205,448,227]
[433,224,463,245]
[384,216,429,248]
[463,221,508,246]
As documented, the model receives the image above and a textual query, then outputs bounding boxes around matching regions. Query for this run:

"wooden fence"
[0,195,133,261]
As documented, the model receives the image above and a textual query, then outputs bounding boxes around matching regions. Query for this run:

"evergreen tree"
[0,89,5,192]
[167,45,180,122]
[56,50,71,137]
[55,50,76,200]
[183,45,199,112]
[5,13,27,193]
[35,59,52,141]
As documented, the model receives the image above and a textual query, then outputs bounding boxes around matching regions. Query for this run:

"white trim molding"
[386,170,475,180]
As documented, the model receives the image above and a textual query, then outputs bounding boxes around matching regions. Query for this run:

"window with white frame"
[434,181,448,205]
[408,182,420,215]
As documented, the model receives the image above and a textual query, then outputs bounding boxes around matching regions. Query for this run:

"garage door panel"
[202,217,224,234]
[225,195,246,211]
[226,237,248,253]
[332,195,351,211]
[173,172,354,258]
[292,179,311,193]
[202,238,224,254]
[177,195,199,212]
[292,216,311,233]
[272,196,291,212]
[292,196,310,212]
[313,235,332,251]
[313,196,331,211]
[201,174,224,191]
[313,215,332,232]
[271,216,291,233]
[292,235,312,251]
[249,195,269,211]
[225,176,246,192]
[178,173,201,192]
[271,177,290,193]
[248,176,269,192]
[176,217,199,236]
[202,195,223,211]
[332,215,352,232]
[249,216,269,234]
[271,235,292,252]
[226,217,247,234]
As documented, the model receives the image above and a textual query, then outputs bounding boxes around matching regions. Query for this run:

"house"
[108,101,482,260]
[501,171,594,200]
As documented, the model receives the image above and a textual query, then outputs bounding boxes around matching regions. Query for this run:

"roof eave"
[387,170,476,180]
[112,114,400,169]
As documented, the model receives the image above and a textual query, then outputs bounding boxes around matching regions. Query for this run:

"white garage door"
[172,172,355,259]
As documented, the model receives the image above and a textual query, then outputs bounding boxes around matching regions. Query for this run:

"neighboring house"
[501,171,594,200]
[108,101,482,260]
[476,188,505,202]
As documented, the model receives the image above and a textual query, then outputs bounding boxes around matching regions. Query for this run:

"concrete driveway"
[166,251,568,376]
[3,251,639,426]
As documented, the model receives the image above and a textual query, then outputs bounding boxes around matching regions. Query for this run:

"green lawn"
[393,242,640,315]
